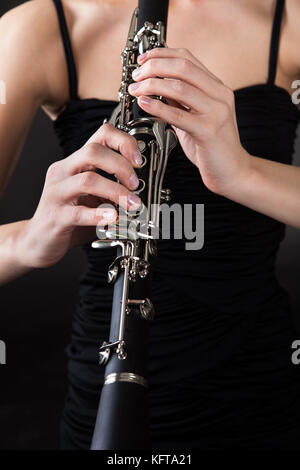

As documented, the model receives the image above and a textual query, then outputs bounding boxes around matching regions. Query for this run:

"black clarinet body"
[90,0,176,450]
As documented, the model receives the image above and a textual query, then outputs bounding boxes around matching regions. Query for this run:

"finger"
[138,47,222,83]
[57,171,142,211]
[137,95,197,135]
[132,57,225,101]
[61,205,118,228]
[63,143,140,191]
[46,124,143,185]
[85,122,143,168]
[165,97,189,111]
[128,77,213,113]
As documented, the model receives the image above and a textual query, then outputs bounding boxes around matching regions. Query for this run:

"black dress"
[52,0,300,450]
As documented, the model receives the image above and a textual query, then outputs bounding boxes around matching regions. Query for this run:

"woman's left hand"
[128,47,251,197]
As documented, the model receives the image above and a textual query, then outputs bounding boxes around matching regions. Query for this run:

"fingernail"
[134,150,143,166]
[132,67,141,79]
[102,209,116,220]
[128,193,141,209]
[139,96,151,106]
[128,82,140,93]
[130,173,139,189]
[138,52,147,63]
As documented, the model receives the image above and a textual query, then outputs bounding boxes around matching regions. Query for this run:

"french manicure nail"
[140,96,151,105]
[128,82,140,93]
[130,173,139,189]
[138,52,147,63]
[134,150,143,166]
[102,209,116,220]
[132,68,141,79]
[128,193,141,209]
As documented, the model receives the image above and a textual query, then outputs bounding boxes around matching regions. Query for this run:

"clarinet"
[90,0,176,450]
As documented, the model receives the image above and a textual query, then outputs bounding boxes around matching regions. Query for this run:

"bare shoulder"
[0,0,129,114]
[285,0,300,74]
[0,0,59,65]
[0,0,72,108]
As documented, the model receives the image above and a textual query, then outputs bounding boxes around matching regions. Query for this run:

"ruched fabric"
[52,0,300,450]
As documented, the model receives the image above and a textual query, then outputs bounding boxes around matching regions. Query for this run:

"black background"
[0,0,299,450]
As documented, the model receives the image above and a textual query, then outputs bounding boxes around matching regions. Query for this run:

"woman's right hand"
[19,123,143,269]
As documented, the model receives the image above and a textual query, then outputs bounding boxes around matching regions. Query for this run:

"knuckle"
[126,133,138,148]
[44,204,56,224]
[118,187,130,205]
[147,48,155,58]
[222,85,235,106]
[69,206,81,225]
[178,47,190,57]
[122,156,133,173]
[103,187,116,205]
[43,184,56,204]
[178,58,190,73]
[172,79,184,95]
[119,138,136,158]
[172,106,184,123]
[85,142,100,159]
[112,183,128,203]
[147,58,156,73]
[114,156,131,177]
[145,78,155,91]
[118,140,130,157]
[118,142,127,158]
[79,171,95,191]
[46,161,60,180]
[99,122,112,135]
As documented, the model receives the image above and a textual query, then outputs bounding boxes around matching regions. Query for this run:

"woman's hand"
[128,47,251,197]
[19,123,142,269]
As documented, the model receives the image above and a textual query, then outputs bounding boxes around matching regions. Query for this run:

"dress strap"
[268,0,285,85]
[52,0,78,100]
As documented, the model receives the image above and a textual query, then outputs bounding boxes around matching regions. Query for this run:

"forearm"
[0,219,34,286]
[225,152,300,229]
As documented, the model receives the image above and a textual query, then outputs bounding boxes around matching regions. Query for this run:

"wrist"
[220,148,255,202]
[0,220,36,286]
[14,218,41,270]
